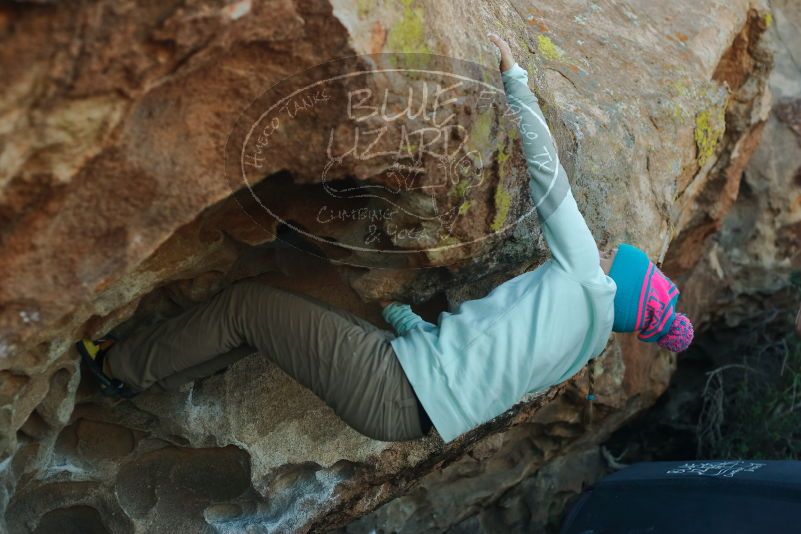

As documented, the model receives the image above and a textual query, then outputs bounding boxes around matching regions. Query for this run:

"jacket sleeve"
[381,302,437,336]
[501,63,600,282]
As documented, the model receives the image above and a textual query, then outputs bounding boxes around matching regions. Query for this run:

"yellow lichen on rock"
[537,35,564,61]
[386,0,429,54]
[694,105,726,166]
[490,180,511,232]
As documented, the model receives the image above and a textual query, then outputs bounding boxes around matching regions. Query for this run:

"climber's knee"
[222,280,275,313]
[227,279,265,300]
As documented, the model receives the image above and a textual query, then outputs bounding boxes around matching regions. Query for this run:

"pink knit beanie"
[609,244,694,353]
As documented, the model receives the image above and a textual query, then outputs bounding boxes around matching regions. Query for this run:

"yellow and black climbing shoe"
[76,337,138,399]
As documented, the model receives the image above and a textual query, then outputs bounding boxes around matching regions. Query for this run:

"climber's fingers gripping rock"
[487,32,515,73]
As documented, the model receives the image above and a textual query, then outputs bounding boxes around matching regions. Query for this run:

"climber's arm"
[381,301,437,336]
[489,34,600,281]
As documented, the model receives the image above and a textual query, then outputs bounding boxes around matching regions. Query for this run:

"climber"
[76,34,693,444]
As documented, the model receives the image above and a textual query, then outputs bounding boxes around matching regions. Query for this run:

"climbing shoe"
[76,337,138,399]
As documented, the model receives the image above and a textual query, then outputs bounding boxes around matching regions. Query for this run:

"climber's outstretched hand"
[488,32,515,73]
[378,299,393,308]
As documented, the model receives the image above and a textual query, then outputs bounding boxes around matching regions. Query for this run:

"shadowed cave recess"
[2,0,798,532]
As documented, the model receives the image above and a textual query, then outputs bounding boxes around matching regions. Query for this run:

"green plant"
[697,274,801,459]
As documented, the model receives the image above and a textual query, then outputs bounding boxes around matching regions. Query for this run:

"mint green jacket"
[381,63,617,443]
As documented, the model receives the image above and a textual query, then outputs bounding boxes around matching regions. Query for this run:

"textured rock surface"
[679,0,801,323]
[347,3,801,531]
[600,0,801,482]
[0,0,775,532]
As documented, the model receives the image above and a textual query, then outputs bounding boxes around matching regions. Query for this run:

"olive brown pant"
[105,280,430,441]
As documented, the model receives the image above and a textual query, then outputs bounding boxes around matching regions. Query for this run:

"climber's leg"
[105,282,261,392]
[155,344,257,391]
[105,280,427,441]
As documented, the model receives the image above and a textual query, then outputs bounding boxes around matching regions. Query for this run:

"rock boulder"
[0,0,775,531]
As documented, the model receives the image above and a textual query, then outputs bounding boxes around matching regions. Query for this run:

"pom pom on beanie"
[657,312,694,352]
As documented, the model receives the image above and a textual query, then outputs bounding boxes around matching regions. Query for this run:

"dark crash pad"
[561,460,801,534]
